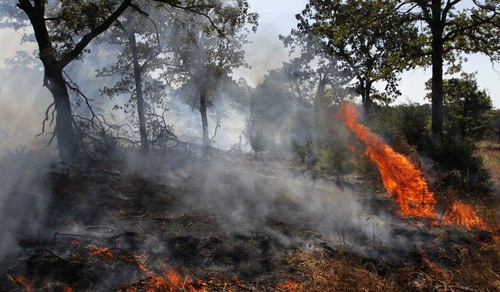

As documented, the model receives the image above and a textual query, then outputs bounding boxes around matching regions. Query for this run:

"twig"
[45,248,82,265]
[53,231,86,241]
[188,269,253,292]
[108,211,150,220]
[83,225,116,232]
[106,247,146,269]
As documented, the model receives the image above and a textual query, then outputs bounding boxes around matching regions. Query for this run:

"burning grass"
[2,120,500,290]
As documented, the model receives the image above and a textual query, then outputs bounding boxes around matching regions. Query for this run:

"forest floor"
[0,142,500,291]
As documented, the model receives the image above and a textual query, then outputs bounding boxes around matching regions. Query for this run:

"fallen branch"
[108,211,149,220]
[45,248,82,265]
[53,231,87,241]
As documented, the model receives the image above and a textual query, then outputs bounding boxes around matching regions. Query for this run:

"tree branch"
[58,0,132,69]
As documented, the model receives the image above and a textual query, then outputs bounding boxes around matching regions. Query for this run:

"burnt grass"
[1,150,500,291]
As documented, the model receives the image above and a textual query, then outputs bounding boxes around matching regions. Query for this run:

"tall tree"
[426,73,492,140]
[287,0,424,118]
[97,4,166,156]
[164,5,257,146]
[0,0,257,161]
[1,0,133,161]
[400,0,500,135]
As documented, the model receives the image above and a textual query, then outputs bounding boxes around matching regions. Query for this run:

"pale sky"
[1,1,500,108]
[243,0,500,109]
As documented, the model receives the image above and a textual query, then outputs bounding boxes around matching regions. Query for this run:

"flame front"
[336,103,486,229]
[336,103,436,218]
[443,202,486,229]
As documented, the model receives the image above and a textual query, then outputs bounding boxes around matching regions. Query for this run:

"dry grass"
[288,138,500,291]
[288,240,500,292]
[287,250,398,292]
[476,140,500,194]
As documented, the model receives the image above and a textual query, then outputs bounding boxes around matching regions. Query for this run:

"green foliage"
[244,119,265,157]
[425,73,493,141]
[317,143,355,181]
[429,137,492,197]
[285,0,425,114]
[291,136,313,164]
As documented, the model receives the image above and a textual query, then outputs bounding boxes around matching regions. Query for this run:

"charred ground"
[1,148,499,291]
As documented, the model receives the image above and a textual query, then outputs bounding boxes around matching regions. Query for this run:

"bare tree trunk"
[128,30,149,156]
[315,75,328,142]
[431,38,444,136]
[361,81,372,120]
[430,0,444,136]
[46,69,77,162]
[199,90,209,146]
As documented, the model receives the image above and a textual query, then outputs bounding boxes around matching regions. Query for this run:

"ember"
[88,246,114,259]
[336,103,487,229]
[13,276,32,292]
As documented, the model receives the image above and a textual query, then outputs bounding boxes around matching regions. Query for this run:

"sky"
[242,0,500,109]
[1,0,500,109]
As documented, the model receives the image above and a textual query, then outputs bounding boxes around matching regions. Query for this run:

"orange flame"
[443,202,486,229]
[336,103,436,218]
[336,103,486,230]
[142,269,205,292]
[276,279,301,291]
[88,247,114,259]
[14,276,32,292]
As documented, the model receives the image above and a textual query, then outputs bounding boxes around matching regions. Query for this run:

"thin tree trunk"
[128,30,149,156]
[361,81,372,120]
[199,89,209,147]
[315,75,328,142]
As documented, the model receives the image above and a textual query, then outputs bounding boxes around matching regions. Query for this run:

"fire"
[141,269,206,292]
[14,276,32,292]
[276,279,301,291]
[443,202,486,229]
[336,103,436,218]
[88,246,114,259]
[336,103,486,229]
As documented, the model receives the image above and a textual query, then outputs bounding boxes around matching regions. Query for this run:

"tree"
[97,4,166,157]
[426,73,492,140]
[1,0,134,162]
[287,0,424,118]
[164,5,257,146]
[245,69,300,151]
[1,0,257,161]
[400,0,500,135]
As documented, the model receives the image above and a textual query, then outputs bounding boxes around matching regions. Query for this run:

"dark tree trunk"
[45,68,77,162]
[18,0,132,162]
[361,81,372,120]
[128,30,149,156]
[315,75,328,141]
[431,36,444,136]
[199,89,209,146]
[430,0,444,136]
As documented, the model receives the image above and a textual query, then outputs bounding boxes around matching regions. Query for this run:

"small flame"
[143,269,205,292]
[336,103,487,230]
[443,202,486,229]
[276,279,301,291]
[14,276,32,292]
[88,246,114,259]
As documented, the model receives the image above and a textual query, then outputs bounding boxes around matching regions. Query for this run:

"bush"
[317,144,355,182]
[291,135,318,169]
